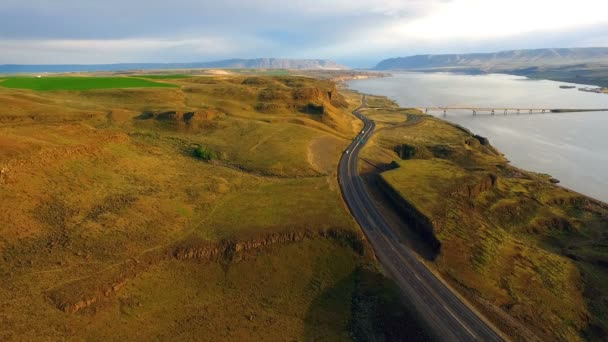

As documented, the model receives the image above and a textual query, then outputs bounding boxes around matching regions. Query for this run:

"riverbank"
[347,72,608,203]
[352,92,608,341]
[378,64,608,89]
[329,71,390,83]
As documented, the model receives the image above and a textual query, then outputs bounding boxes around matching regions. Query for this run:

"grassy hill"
[359,101,608,341]
[0,74,432,340]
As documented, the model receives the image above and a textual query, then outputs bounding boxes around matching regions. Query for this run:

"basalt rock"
[137,110,220,125]
[430,145,454,158]
[376,176,441,257]
[48,228,365,314]
[464,174,498,198]
[474,134,490,146]
[172,228,365,262]
[393,144,417,160]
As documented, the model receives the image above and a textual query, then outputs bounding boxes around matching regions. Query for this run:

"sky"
[1,0,608,67]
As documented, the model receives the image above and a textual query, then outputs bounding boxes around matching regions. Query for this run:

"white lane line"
[443,304,478,339]
[376,224,479,340]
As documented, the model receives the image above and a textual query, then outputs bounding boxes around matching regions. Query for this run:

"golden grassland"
[360,106,608,341]
[0,75,430,340]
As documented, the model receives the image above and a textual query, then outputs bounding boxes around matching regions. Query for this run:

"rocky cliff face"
[138,110,220,124]
[47,228,366,314]
[376,176,441,256]
[464,174,498,199]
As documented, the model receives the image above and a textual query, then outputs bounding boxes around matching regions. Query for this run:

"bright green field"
[0,76,178,91]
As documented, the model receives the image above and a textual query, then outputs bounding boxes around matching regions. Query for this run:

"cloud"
[0,37,270,64]
[0,0,607,65]
[391,0,608,40]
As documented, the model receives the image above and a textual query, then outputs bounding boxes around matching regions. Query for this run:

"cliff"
[374,47,608,70]
[47,228,367,314]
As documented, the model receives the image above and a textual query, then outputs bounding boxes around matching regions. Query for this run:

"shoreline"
[346,88,608,340]
[440,117,608,207]
[375,67,608,90]
[330,71,390,83]
[345,74,608,204]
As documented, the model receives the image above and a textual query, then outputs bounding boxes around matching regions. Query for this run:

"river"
[348,72,608,203]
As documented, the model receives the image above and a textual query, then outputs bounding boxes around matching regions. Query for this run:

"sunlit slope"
[0,75,430,340]
[361,110,608,341]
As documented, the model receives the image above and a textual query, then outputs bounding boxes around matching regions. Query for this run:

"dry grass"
[0,75,427,340]
[364,94,398,108]
[363,110,608,341]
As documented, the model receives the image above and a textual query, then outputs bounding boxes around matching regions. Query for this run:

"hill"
[0,59,347,74]
[374,47,608,70]
[357,100,608,341]
[0,73,434,340]
[195,58,346,70]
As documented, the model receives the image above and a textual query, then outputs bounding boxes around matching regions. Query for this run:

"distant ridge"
[0,58,347,74]
[374,47,608,70]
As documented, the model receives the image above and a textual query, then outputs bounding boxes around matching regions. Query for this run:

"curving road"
[338,96,503,341]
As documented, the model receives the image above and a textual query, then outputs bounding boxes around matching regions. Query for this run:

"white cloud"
[388,0,608,41]
[0,37,261,64]
[0,0,607,65]
[303,0,608,60]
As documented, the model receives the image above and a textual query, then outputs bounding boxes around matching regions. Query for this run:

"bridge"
[423,107,608,115]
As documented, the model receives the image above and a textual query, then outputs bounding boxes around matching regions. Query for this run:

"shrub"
[193,146,218,161]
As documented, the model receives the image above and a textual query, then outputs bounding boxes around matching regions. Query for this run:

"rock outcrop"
[376,176,441,256]
[173,228,365,262]
[464,174,498,199]
[393,144,417,160]
[47,228,365,313]
[137,110,220,127]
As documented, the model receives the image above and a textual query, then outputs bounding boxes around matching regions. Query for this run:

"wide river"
[348,72,608,203]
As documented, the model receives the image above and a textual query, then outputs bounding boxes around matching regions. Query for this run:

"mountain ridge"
[374,47,608,70]
[0,58,347,74]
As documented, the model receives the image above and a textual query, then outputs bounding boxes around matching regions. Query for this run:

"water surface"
[348,72,608,202]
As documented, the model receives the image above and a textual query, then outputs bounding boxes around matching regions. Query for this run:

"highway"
[338,96,504,341]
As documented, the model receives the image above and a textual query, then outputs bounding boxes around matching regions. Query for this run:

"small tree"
[193,146,217,161]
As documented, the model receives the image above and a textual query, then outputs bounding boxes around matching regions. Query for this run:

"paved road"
[338,96,503,341]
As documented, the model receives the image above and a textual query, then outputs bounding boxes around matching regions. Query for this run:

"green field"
[0,76,178,91]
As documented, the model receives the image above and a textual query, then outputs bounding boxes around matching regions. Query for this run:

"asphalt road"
[338,96,504,341]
